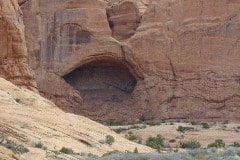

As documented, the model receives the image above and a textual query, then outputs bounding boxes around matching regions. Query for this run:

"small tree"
[60,147,74,154]
[208,139,225,148]
[180,140,201,149]
[201,122,210,129]
[146,134,164,152]
[105,135,115,145]
[134,147,138,153]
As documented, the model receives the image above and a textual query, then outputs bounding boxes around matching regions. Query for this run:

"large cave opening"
[63,60,138,118]
[63,60,137,93]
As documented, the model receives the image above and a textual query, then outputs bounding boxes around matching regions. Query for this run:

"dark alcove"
[63,60,137,94]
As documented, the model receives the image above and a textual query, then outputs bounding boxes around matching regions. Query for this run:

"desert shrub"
[222,120,229,125]
[201,122,210,129]
[0,134,4,144]
[113,125,146,134]
[208,139,225,148]
[231,142,240,147]
[146,121,160,126]
[129,125,147,130]
[125,132,142,144]
[60,147,74,154]
[134,147,138,153]
[169,139,176,143]
[85,148,240,160]
[0,137,29,154]
[177,126,194,133]
[222,125,227,128]
[105,121,126,126]
[190,121,197,125]
[237,126,240,130]
[180,140,201,149]
[3,140,16,151]
[35,141,43,148]
[170,122,174,125]
[113,128,128,134]
[105,135,115,145]
[15,145,29,154]
[223,147,240,158]
[139,115,146,122]
[102,150,120,157]
[87,153,98,158]
[146,135,164,151]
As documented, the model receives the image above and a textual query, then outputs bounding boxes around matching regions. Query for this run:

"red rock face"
[20,0,240,122]
[0,0,36,90]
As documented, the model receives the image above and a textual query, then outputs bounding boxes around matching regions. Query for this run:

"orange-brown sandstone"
[0,0,36,90]
[18,0,240,122]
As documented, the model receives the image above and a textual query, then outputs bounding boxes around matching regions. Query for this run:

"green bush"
[129,125,147,130]
[222,120,229,125]
[125,133,142,144]
[113,128,128,134]
[105,135,115,145]
[60,147,74,154]
[169,139,176,143]
[231,142,240,147]
[146,121,160,126]
[201,122,210,129]
[82,147,240,159]
[102,150,120,157]
[105,121,126,126]
[190,121,197,125]
[134,147,138,153]
[180,140,201,149]
[208,139,225,148]
[35,142,43,148]
[0,137,29,154]
[146,135,164,151]
[15,145,29,154]
[177,126,194,133]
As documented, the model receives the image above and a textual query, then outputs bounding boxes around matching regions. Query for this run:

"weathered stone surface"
[0,77,152,158]
[21,0,240,122]
[126,0,240,121]
[0,0,36,90]
[107,0,140,40]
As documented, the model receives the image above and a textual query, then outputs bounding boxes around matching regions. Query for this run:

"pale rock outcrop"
[0,0,36,90]
[0,77,152,159]
[20,0,240,122]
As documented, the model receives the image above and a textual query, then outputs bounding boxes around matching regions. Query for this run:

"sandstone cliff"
[0,1,153,159]
[0,0,36,90]
[20,0,240,122]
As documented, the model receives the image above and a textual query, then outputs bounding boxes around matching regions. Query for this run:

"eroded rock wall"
[21,0,240,122]
[126,0,240,121]
[0,0,36,90]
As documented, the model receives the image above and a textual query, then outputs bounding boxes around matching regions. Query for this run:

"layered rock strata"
[20,0,240,122]
[0,0,36,90]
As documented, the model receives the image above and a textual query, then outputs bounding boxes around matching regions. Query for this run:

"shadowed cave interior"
[63,60,137,107]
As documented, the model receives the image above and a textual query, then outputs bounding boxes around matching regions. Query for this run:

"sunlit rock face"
[0,0,36,90]
[20,0,240,122]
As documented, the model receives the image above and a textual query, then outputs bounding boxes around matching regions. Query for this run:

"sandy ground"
[0,78,152,160]
[111,122,240,149]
